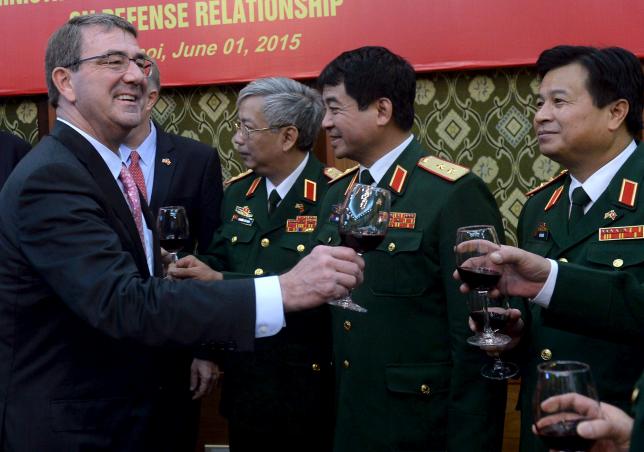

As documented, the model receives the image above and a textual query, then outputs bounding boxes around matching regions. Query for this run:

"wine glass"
[455,225,510,348]
[534,361,599,451]
[329,183,391,312]
[157,206,189,263]
[467,293,519,380]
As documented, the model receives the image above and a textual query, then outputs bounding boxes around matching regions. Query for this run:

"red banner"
[1,0,644,96]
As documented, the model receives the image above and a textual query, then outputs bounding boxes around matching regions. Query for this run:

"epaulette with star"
[224,169,254,186]
[328,165,359,185]
[323,166,344,180]
[417,156,469,182]
[525,170,568,197]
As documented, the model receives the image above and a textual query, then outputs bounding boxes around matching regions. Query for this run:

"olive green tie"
[360,170,375,185]
[268,189,281,216]
[569,186,591,228]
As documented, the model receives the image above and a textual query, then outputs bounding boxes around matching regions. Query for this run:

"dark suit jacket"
[0,121,255,452]
[516,143,644,452]
[149,126,223,254]
[314,139,507,452]
[0,130,31,189]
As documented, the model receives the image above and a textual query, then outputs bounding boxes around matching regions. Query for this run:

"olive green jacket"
[314,139,507,452]
[516,143,644,452]
[200,154,334,449]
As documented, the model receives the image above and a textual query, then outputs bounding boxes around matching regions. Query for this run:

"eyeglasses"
[64,52,153,77]
[233,121,292,138]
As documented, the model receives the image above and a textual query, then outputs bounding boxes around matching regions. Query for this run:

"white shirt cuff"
[531,259,558,308]
[253,276,285,337]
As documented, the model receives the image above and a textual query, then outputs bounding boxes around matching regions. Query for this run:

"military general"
[314,46,508,452]
[173,77,337,451]
[511,45,644,452]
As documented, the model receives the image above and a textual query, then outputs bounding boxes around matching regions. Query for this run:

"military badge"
[618,179,638,208]
[286,216,317,232]
[329,204,342,224]
[294,202,305,213]
[544,186,564,211]
[304,179,317,202]
[161,158,172,166]
[388,212,416,229]
[232,206,254,226]
[246,177,262,198]
[533,223,550,240]
[604,210,618,221]
[599,225,644,241]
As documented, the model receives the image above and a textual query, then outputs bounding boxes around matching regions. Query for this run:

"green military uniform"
[314,139,507,452]
[200,154,336,451]
[516,143,644,452]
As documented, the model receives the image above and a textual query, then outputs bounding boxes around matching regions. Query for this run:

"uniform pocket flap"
[313,223,341,246]
[279,233,312,252]
[221,224,256,243]
[586,241,644,268]
[385,362,451,396]
[376,230,423,254]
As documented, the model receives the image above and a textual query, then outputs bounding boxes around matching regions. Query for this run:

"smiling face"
[534,63,613,172]
[58,25,147,147]
[321,82,379,164]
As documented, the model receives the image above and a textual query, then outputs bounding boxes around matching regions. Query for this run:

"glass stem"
[479,290,494,336]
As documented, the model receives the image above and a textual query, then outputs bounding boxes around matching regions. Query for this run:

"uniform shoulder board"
[329,165,360,185]
[224,169,254,186]
[525,170,569,197]
[417,155,469,182]
[323,166,344,180]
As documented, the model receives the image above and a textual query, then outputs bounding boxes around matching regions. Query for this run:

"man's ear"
[145,89,159,113]
[607,98,629,132]
[52,67,76,104]
[281,125,299,152]
[375,97,393,126]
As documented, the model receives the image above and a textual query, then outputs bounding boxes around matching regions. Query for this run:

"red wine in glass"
[537,419,594,451]
[456,266,501,291]
[339,232,385,254]
[159,238,185,254]
[470,309,508,331]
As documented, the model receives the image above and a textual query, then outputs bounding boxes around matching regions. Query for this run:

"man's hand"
[470,307,524,352]
[168,255,223,281]
[279,245,364,312]
[453,240,551,298]
[534,393,633,452]
[190,359,220,400]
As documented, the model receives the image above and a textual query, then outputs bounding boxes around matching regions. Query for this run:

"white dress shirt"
[360,134,414,183]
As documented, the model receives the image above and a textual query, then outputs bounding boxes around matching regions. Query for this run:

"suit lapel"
[50,122,150,276]
[150,126,176,217]
[540,179,572,253]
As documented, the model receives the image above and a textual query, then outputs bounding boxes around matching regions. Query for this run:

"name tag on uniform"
[286,216,317,232]
[599,225,644,241]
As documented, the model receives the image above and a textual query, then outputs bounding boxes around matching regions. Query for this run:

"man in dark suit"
[0,14,363,452]
[0,130,31,189]
[174,77,337,451]
[494,45,644,452]
[313,46,507,452]
[120,61,223,450]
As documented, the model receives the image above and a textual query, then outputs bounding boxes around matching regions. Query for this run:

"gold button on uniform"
[231,236,238,244]
[632,387,640,403]
[420,384,431,395]
[558,257,568,263]
[343,320,352,331]
[254,268,264,276]
[297,244,305,253]
[260,238,270,248]
[540,348,553,361]
[312,363,321,372]
[613,258,624,268]
[387,242,396,252]
[327,236,333,244]
[342,360,350,368]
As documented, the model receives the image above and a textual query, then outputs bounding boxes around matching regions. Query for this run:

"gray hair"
[45,14,138,108]
[238,77,323,151]
[147,58,160,93]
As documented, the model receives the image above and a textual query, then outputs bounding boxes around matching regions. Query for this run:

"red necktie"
[119,164,146,250]
[128,150,147,202]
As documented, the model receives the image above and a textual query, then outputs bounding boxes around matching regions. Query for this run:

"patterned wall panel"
[0,96,41,145]
[0,67,557,245]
